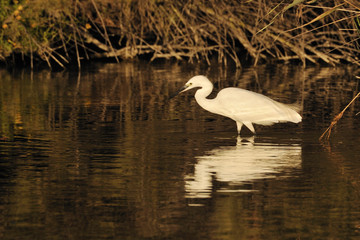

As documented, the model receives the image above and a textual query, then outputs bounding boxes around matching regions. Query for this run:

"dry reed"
[319,90,360,141]
[1,0,360,68]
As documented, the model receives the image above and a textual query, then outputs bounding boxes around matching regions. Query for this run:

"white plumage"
[175,75,301,135]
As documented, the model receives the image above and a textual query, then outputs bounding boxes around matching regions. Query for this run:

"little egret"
[173,75,301,135]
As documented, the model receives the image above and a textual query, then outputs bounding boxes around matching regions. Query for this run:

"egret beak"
[170,84,189,99]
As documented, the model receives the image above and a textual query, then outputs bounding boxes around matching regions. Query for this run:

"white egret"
[173,75,301,135]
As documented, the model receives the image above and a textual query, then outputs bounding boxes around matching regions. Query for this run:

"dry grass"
[319,90,360,141]
[1,0,360,68]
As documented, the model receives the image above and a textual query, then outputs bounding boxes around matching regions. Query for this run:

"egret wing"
[216,88,301,124]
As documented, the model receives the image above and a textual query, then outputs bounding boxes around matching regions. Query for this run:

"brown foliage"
[1,0,360,68]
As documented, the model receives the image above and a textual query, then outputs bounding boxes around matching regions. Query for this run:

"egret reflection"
[185,137,302,198]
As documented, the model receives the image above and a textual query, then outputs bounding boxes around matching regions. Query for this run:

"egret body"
[174,75,301,135]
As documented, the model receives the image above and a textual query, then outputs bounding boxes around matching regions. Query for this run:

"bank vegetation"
[1,0,360,68]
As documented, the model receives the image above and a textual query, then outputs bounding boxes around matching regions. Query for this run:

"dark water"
[1,61,360,239]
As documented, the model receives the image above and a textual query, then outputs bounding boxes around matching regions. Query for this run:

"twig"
[90,0,119,63]
[319,90,360,141]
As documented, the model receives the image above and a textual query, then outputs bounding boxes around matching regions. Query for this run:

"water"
[1,61,360,239]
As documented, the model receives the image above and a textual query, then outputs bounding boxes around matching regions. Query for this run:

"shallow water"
[1,61,360,239]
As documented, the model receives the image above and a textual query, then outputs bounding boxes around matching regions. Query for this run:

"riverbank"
[1,0,359,68]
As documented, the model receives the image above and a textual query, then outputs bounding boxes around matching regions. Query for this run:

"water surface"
[1,62,360,239]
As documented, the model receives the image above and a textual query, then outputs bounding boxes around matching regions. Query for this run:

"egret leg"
[236,136,255,146]
[236,122,243,135]
[243,121,256,134]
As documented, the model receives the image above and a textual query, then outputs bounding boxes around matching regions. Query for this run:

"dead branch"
[320,91,360,141]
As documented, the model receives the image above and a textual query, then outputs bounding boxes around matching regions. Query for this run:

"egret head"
[171,75,211,98]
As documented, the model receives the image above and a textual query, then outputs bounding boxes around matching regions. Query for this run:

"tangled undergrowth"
[1,0,360,68]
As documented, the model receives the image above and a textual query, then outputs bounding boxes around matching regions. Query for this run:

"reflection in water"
[186,137,301,198]
[1,62,360,239]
